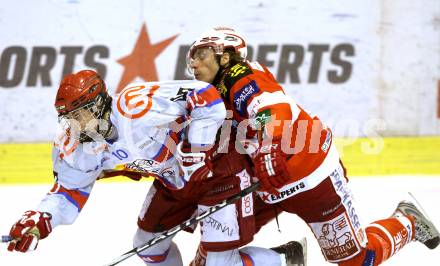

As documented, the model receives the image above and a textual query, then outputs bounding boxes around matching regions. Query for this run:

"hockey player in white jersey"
[6,70,223,262]
[5,70,306,266]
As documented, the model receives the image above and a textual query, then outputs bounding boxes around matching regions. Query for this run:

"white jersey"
[37,80,226,228]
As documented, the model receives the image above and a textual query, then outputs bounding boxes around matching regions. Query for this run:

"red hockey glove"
[7,210,52,253]
[176,141,213,183]
[253,138,290,195]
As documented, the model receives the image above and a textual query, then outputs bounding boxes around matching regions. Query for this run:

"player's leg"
[341,196,440,266]
[393,198,439,249]
[190,243,207,266]
[191,239,307,266]
[332,172,439,265]
[199,169,305,265]
[270,238,307,266]
[275,170,369,265]
[281,160,438,266]
[339,197,440,266]
[206,248,281,266]
[190,140,306,265]
[252,194,307,266]
[199,168,277,266]
[193,149,285,266]
[133,228,183,266]
[337,216,415,266]
[135,180,198,266]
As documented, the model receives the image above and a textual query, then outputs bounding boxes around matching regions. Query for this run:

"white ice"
[0,176,439,266]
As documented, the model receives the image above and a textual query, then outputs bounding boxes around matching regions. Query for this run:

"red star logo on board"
[116,23,178,93]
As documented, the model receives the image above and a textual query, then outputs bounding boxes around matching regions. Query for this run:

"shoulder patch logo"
[229,64,249,78]
[170,87,194,102]
[233,80,260,117]
[255,109,272,127]
[222,63,253,92]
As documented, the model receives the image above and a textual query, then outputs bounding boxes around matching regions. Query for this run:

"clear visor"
[186,44,223,74]
[59,103,96,128]
[58,95,107,141]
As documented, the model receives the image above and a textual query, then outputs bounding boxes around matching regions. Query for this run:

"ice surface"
[0,176,439,266]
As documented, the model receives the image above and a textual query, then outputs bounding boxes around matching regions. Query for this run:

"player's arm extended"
[6,146,100,253]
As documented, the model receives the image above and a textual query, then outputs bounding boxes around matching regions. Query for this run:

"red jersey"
[215,61,333,181]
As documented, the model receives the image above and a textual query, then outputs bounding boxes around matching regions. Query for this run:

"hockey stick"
[1,235,12,243]
[102,182,260,266]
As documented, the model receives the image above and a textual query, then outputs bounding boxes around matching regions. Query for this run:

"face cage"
[186,44,224,75]
[58,93,111,142]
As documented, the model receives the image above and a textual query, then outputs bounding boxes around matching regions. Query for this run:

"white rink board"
[0,0,439,142]
[0,176,439,266]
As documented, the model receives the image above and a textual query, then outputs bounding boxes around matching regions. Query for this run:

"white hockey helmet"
[188,26,248,62]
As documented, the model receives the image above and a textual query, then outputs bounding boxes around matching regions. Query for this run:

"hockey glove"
[7,210,52,252]
[176,141,213,183]
[253,138,290,195]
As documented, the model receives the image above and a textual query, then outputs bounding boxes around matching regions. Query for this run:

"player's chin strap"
[102,182,260,266]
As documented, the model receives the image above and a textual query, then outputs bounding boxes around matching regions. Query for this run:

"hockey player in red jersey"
[187,26,440,266]
[5,70,305,266]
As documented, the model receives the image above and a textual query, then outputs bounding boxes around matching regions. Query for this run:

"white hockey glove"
[176,141,213,183]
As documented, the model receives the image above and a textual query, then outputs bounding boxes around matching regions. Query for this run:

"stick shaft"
[103,182,260,266]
